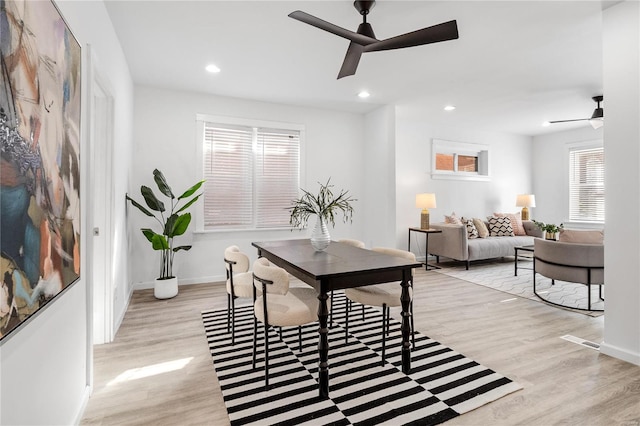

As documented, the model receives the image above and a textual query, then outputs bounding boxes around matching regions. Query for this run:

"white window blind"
[569,146,604,222]
[255,128,300,228]
[202,121,300,230]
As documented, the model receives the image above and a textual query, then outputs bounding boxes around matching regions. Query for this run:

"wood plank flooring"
[81,268,640,425]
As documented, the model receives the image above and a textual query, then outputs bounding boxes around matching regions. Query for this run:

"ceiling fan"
[548,95,604,129]
[288,1,459,79]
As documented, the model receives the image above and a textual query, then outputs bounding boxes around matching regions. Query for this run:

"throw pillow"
[488,216,515,237]
[494,212,526,236]
[558,229,604,244]
[464,219,479,239]
[472,218,489,238]
[444,212,463,225]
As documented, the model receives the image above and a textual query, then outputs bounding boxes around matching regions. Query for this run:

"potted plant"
[126,169,204,299]
[289,179,356,251]
[532,220,564,240]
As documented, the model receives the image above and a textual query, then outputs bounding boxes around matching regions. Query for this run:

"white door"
[88,46,115,345]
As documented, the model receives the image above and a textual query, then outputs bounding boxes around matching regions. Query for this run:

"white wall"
[601,0,640,365]
[0,0,134,424]
[363,106,397,248]
[395,108,533,251]
[131,86,365,287]
[532,126,603,226]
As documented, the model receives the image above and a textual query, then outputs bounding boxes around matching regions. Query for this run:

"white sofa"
[428,220,543,269]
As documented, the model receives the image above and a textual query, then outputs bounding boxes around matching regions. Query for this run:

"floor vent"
[560,334,600,350]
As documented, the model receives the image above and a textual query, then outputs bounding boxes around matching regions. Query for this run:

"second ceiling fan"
[288,1,459,79]
[548,95,604,129]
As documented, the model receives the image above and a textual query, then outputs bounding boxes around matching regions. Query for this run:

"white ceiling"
[104,0,605,137]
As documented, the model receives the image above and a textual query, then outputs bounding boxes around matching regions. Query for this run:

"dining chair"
[251,257,320,391]
[344,247,416,366]
[223,245,257,345]
[332,239,366,324]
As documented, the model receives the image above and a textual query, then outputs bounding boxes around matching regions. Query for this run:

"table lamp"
[516,194,536,220]
[416,193,437,229]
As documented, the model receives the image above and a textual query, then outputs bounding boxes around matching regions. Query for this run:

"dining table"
[252,239,422,398]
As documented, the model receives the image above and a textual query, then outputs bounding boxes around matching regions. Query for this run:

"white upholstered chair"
[332,239,366,324]
[252,257,321,390]
[344,247,416,366]
[533,236,604,311]
[223,245,258,345]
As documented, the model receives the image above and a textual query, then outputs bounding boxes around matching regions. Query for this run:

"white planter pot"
[155,277,178,299]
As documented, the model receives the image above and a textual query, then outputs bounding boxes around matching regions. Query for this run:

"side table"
[514,245,534,276]
[408,227,443,270]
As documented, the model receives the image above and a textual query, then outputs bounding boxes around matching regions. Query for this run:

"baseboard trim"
[600,341,640,366]
[74,385,93,425]
[132,275,226,291]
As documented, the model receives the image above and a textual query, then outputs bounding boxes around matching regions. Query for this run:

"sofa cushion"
[468,235,535,260]
[472,218,489,238]
[464,219,479,239]
[488,216,515,236]
[558,229,604,244]
[495,212,526,236]
[445,212,463,225]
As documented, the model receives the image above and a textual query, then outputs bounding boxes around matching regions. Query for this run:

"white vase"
[310,216,331,251]
[155,276,178,299]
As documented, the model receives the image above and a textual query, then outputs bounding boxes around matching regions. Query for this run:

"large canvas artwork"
[0,0,81,341]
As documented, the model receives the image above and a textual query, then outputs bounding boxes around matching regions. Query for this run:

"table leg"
[514,248,518,276]
[317,286,330,398]
[400,269,412,374]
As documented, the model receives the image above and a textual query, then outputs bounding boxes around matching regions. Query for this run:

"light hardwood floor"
[81,268,640,425]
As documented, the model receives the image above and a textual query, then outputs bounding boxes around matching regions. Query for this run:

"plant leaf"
[178,181,205,199]
[173,245,192,252]
[151,233,169,250]
[141,186,165,212]
[176,194,202,214]
[127,195,155,217]
[153,169,174,199]
[172,213,192,237]
[141,228,156,242]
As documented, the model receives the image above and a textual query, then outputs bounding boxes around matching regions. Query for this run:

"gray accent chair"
[533,238,604,311]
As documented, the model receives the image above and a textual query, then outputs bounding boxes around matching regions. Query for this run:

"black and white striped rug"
[202,293,521,425]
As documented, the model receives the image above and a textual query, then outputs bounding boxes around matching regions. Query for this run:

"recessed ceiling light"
[444,105,456,111]
[358,91,370,98]
[205,64,221,73]
[542,121,551,127]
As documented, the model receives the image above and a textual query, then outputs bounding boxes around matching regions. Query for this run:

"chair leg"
[362,304,365,321]
[345,298,350,344]
[298,325,302,352]
[231,295,236,345]
[599,285,604,301]
[381,304,387,366]
[411,299,415,349]
[264,320,269,391]
[227,293,231,333]
[252,314,258,369]
[330,290,334,327]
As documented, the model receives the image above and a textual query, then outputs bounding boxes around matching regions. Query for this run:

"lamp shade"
[416,193,437,209]
[516,194,536,208]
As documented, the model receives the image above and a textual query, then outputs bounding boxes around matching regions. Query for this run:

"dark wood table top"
[252,239,422,291]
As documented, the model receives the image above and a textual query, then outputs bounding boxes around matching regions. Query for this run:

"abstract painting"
[0,0,81,341]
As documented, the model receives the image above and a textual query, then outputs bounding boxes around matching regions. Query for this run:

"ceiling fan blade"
[548,118,589,124]
[288,11,378,45]
[338,42,364,79]
[364,20,459,52]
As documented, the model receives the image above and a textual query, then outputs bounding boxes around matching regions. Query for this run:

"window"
[432,139,489,181]
[197,115,303,230]
[569,146,604,222]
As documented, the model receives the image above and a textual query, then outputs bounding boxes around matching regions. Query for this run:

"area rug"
[202,293,522,425]
[432,258,604,316]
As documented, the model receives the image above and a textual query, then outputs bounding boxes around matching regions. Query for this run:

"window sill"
[194,227,304,235]
[431,173,491,182]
